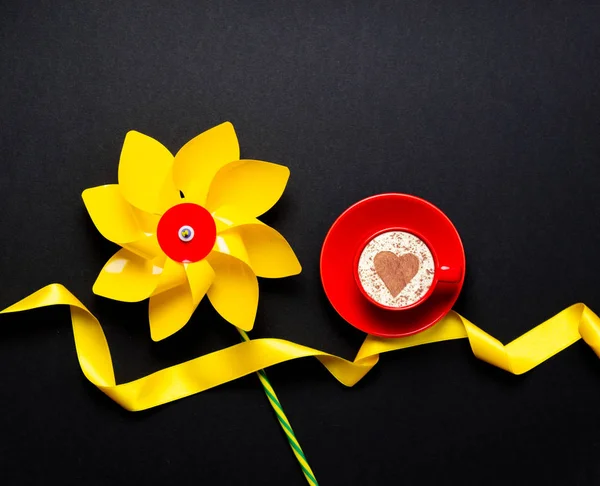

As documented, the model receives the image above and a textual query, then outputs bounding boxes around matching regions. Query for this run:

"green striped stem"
[237,329,319,486]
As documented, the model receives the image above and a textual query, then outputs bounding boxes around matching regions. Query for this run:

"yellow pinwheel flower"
[82,122,301,341]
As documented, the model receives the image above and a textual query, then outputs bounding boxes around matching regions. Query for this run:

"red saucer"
[320,194,465,337]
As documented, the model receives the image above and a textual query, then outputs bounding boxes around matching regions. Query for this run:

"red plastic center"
[157,203,216,263]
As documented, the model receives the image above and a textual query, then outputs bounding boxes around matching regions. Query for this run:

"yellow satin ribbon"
[2,284,600,411]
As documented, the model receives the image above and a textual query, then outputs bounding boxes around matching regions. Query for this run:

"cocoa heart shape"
[373,251,420,298]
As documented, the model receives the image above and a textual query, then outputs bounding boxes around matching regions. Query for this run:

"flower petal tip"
[148,285,196,341]
[92,248,159,302]
[148,314,182,341]
[123,130,149,143]
[118,131,177,214]
[81,187,92,200]
[205,160,290,217]
[234,319,255,332]
[149,326,173,342]
[81,185,110,204]
[290,260,302,276]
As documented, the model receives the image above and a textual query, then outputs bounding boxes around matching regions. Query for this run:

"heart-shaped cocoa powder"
[373,251,420,297]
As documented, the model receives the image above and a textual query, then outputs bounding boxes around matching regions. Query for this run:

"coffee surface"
[357,231,435,308]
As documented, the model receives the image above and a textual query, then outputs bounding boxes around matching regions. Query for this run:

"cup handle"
[438,265,462,283]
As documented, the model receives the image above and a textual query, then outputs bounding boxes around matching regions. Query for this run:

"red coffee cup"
[321,193,466,337]
[353,227,462,312]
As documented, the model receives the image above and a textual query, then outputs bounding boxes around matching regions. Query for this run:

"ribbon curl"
[2,284,599,411]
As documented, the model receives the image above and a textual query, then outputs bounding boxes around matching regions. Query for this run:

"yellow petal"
[123,233,162,261]
[206,252,258,331]
[93,249,159,302]
[213,231,250,265]
[206,160,290,217]
[131,206,160,233]
[172,122,240,205]
[152,257,187,295]
[234,225,301,278]
[118,131,180,214]
[147,260,214,341]
[185,260,215,305]
[82,185,143,244]
[148,284,195,341]
[212,205,259,232]
[211,206,301,278]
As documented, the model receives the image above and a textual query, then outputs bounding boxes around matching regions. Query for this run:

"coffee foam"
[357,231,435,308]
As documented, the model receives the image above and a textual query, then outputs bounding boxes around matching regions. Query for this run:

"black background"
[1,1,600,485]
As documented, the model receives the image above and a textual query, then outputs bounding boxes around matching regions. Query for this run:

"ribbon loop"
[2,284,600,411]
